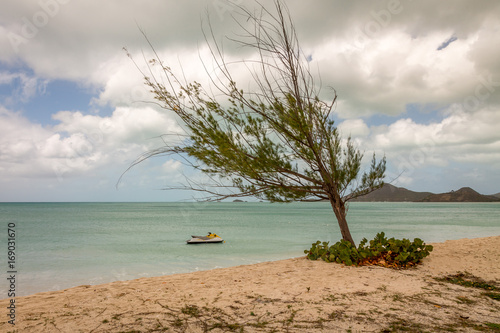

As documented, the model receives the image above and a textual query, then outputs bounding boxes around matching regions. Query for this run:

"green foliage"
[181,305,201,318]
[124,1,385,207]
[484,292,500,301]
[125,0,386,246]
[485,323,500,330]
[436,273,499,291]
[304,232,433,268]
[436,273,500,302]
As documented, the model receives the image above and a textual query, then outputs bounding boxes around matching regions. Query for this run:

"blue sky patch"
[437,36,458,51]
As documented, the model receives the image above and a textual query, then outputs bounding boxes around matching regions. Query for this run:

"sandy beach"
[2,236,499,332]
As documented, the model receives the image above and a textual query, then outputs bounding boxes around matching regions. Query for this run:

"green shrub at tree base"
[304,232,433,268]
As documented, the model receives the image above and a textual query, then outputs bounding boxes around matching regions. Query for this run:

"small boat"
[186,232,224,244]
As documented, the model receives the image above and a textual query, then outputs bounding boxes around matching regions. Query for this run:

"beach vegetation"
[456,296,476,305]
[305,232,433,268]
[124,0,385,245]
[181,305,201,318]
[323,294,337,302]
[435,273,499,292]
[436,273,500,304]
[328,310,343,320]
[384,319,425,332]
[484,292,500,301]
[172,318,184,328]
[486,323,500,330]
[250,319,269,328]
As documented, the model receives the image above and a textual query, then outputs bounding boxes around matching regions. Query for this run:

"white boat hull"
[186,235,224,244]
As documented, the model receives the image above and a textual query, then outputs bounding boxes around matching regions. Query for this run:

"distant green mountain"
[420,187,500,202]
[353,184,432,202]
[354,184,500,202]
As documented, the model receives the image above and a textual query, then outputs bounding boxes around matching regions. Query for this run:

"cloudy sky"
[1,0,499,202]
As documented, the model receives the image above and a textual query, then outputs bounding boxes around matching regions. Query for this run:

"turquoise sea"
[1,202,499,297]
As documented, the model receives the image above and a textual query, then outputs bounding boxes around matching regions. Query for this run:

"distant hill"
[420,187,500,202]
[353,184,432,202]
[353,184,500,202]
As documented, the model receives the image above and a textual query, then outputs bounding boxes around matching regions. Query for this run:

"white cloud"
[364,106,500,178]
[338,119,370,138]
[162,159,182,173]
[1,0,500,198]
[0,107,48,162]
[437,106,500,145]
[0,0,233,83]
[0,71,49,104]
[94,46,221,108]
[0,106,182,182]
[371,118,440,151]
[2,1,499,117]
[314,28,485,119]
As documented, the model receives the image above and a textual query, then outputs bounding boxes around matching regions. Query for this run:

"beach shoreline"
[2,236,499,332]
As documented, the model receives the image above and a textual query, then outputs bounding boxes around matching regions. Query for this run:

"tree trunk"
[328,198,355,246]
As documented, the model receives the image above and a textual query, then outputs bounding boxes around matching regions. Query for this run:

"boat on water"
[186,232,224,244]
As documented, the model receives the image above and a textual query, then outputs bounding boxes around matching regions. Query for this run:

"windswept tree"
[124,0,385,245]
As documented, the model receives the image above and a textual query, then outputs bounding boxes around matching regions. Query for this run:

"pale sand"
[2,236,499,332]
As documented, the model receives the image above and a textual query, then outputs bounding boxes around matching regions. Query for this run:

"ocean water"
[1,202,499,297]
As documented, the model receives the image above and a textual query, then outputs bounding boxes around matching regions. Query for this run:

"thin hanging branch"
[122,0,386,244]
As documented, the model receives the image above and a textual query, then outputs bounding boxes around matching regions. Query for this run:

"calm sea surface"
[1,202,499,297]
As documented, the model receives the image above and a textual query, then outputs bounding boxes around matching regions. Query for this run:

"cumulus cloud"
[0,0,243,83]
[372,106,500,153]
[1,0,500,198]
[360,105,500,190]
[0,106,182,182]
[161,159,182,173]
[2,0,499,116]
[0,71,49,104]
[338,119,370,138]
